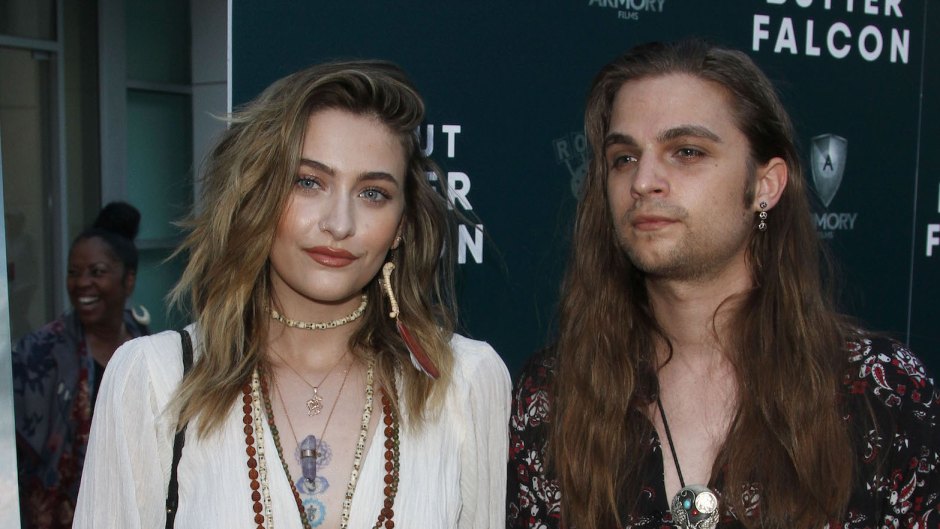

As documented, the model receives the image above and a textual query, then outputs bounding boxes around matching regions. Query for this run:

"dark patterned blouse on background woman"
[12,309,148,529]
[507,335,939,529]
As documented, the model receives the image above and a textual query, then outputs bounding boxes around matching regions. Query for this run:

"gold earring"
[379,260,439,379]
[381,262,400,319]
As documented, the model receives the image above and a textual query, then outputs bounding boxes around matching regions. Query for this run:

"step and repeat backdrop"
[232,1,939,374]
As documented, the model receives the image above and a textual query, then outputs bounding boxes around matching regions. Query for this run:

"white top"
[73,327,511,529]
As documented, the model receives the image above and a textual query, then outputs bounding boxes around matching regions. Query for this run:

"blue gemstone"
[683,499,692,509]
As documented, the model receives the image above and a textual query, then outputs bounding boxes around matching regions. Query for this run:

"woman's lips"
[305,247,358,267]
[77,296,100,306]
[71,295,102,314]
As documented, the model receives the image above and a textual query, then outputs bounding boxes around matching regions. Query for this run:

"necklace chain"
[274,361,351,445]
[272,349,349,415]
[273,358,351,485]
[655,397,686,488]
[656,397,721,529]
[269,295,368,331]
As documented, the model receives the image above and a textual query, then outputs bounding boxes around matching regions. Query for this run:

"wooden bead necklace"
[242,359,400,529]
[372,392,400,529]
[242,370,277,529]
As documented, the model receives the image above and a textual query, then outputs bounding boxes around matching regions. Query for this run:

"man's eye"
[609,154,636,169]
[676,148,704,158]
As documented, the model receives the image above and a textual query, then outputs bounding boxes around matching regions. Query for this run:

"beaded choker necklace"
[269,295,368,331]
[241,360,400,529]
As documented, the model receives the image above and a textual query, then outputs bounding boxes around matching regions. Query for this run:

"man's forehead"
[613,72,732,102]
[604,125,724,149]
[606,74,738,143]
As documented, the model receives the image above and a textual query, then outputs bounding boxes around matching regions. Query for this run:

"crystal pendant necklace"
[656,398,721,529]
[274,359,352,484]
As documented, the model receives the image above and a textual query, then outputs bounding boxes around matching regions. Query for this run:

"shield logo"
[810,134,848,208]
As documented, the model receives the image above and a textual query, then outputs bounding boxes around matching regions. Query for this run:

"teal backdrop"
[232,1,939,375]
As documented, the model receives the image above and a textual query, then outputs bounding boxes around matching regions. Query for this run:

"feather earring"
[381,261,440,379]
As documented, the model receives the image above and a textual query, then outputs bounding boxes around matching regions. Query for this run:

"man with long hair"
[507,39,938,529]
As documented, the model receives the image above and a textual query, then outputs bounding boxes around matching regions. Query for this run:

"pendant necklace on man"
[656,398,721,529]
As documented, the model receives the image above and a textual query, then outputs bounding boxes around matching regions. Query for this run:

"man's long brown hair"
[552,40,857,529]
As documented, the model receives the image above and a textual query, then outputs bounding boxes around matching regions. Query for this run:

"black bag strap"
[165,329,193,529]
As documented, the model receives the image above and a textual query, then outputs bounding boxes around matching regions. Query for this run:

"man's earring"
[757,201,768,232]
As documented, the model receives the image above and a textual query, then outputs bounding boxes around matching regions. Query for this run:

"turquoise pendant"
[670,484,719,529]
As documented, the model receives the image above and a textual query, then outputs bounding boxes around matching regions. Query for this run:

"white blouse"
[73,328,511,528]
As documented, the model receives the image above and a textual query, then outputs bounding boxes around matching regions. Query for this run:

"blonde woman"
[74,61,510,529]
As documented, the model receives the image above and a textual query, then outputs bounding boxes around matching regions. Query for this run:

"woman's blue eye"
[360,188,390,202]
[296,176,320,190]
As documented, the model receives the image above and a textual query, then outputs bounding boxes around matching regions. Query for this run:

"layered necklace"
[273,358,351,484]
[268,296,367,416]
[242,359,400,529]
[656,398,720,529]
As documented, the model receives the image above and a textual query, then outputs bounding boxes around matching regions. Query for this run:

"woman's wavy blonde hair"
[171,60,456,437]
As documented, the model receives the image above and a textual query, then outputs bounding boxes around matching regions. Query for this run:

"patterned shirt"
[13,310,148,529]
[507,335,940,528]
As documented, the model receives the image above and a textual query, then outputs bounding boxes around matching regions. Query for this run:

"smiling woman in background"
[73,61,510,529]
[12,201,150,529]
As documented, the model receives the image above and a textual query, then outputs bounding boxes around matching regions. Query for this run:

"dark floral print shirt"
[507,335,940,528]
[12,310,148,529]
